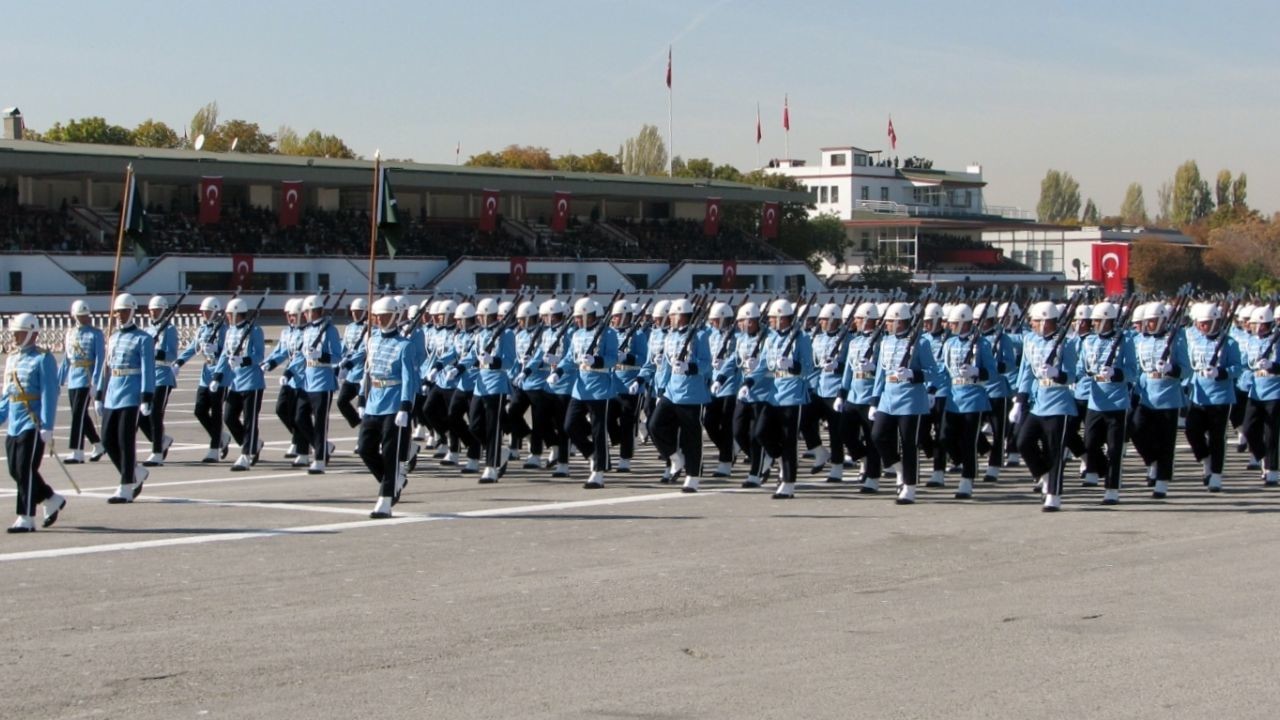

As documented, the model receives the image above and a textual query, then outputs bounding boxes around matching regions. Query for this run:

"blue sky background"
[7,0,1278,215]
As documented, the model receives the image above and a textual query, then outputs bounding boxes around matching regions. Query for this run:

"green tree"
[858,247,913,288]
[211,119,275,153]
[553,150,622,174]
[1231,172,1248,208]
[1155,181,1172,224]
[1215,170,1232,208]
[1081,198,1100,225]
[1035,169,1081,223]
[189,101,218,145]
[1171,160,1214,226]
[1119,182,1148,225]
[673,156,715,178]
[42,116,133,145]
[276,126,354,158]
[131,119,181,148]
[464,145,553,170]
[620,124,668,176]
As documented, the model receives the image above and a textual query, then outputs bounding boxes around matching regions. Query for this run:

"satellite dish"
[230,137,239,152]
[193,133,206,151]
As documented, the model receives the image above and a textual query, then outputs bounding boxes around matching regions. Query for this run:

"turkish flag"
[509,256,528,290]
[721,260,738,290]
[761,202,780,239]
[199,176,223,224]
[551,191,571,233]
[279,181,302,228]
[704,197,722,237]
[783,95,790,131]
[479,189,500,233]
[231,254,254,290]
[887,117,897,150]
[1091,243,1130,298]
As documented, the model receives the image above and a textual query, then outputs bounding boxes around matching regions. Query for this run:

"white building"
[981,225,1197,287]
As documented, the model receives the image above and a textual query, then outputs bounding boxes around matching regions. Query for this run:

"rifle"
[675,292,719,362]
[230,288,273,357]
[307,289,348,350]
[713,294,747,362]
[779,292,819,360]
[1157,284,1195,364]
[1098,292,1141,369]
[481,292,526,355]
[1208,295,1243,368]
[207,286,243,336]
[964,285,1014,366]
[581,290,624,357]
[619,297,654,354]
[1043,290,1085,367]
[148,285,193,338]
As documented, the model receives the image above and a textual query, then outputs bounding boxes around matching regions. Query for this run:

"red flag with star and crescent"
[761,201,780,239]
[666,46,672,89]
[783,95,790,132]
[231,254,254,289]
[887,116,898,150]
[1091,243,1130,297]
[508,256,528,290]
[551,191,571,233]
[199,176,223,224]
[479,189,500,233]
[721,260,737,290]
[279,180,302,228]
[704,198,722,237]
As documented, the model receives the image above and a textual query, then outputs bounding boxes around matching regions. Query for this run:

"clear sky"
[7,0,1278,216]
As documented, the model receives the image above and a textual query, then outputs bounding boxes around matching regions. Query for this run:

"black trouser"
[840,403,882,479]
[505,387,536,453]
[1084,408,1127,490]
[277,384,307,451]
[651,398,701,476]
[871,413,922,486]
[919,396,945,471]
[944,411,982,480]
[799,398,823,451]
[224,389,264,456]
[1132,405,1178,480]
[1064,399,1088,459]
[138,385,172,453]
[1017,413,1068,496]
[550,393,572,460]
[449,390,478,459]
[67,387,100,450]
[733,400,765,475]
[7,430,52,517]
[412,389,430,432]
[1185,404,1229,475]
[565,398,611,472]
[702,395,736,463]
[358,414,409,498]
[336,380,362,429]
[469,393,506,468]
[527,389,561,458]
[814,397,845,465]
[1230,389,1248,430]
[425,386,455,451]
[1244,398,1280,471]
[195,385,225,449]
[295,390,333,462]
[754,404,800,483]
[977,396,1009,470]
[102,406,140,483]
[607,392,639,460]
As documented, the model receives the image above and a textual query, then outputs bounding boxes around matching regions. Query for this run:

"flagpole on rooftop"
[783,95,790,161]
[666,45,673,177]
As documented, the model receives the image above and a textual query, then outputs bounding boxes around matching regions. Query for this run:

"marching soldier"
[506,301,544,467]
[444,301,482,474]
[3,313,63,532]
[646,297,710,492]
[1010,301,1078,511]
[1242,305,1280,485]
[335,297,369,434]
[175,296,231,463]
[293,294,344,474]
[424,300,459,464]
[359,297,415,519]
[939,304,997,499]
[468,298,516,483]
[140,295,178,466]
[212,298,266,471]
[869,302,937,505]
[1132,302,1191,498]
[262,297,306,461]
[59,299,106,464]
[809,302,847,481]
[541,299,576,477]
[1184,302,1241,493]
[608,300,646,473]
[1079,301,1137,504]
[98,293,156,503]
[838,302,884,493]
[974,302,1016,483]
[703,301,738,478]
[748,299,813,499]
[732,302,770,488]
[558,297,619,488]
[920,302,950,487]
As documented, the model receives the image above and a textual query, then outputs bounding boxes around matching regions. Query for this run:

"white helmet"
[301,294,323,313]
[668,298,694,315]
[406,304,421,320]
[285,298,303,314]
[226,298,249,315]
[8,312,38,333]
[454,302,477,320]
[841,304,856,321]
[652,300,671,318]
[998,302,1022,320]
[709,301,734,321]
[1237,303,1255,321]
[1250,306,1275,325]
[371,297,397,315]
[923,302,943,321]
[767,299,795,317]
[883,302,912,322]
[855,302,881,320]
[818,303,841,320]
[1192,303,1222,323]
[1028,301,1060,321]
[1131,303,1148,324]
[498,300,513,317]
[350,297,368,312]
[973,302,994,321]
[736,302,761,321]
[1090,302,1120,321]
[539,299,565,316]
[628,301,643,315]
[611,300,631,316]
[517,301,538,319]
[391,294,406,312]
[1074,304,1092,321]
[947,303,974,324]
[71,300,92,316]
[476,298,499,316]
[199,296,222,313]
[1149,302,1172,320]
[437,299,458,317]
[573,297,601,317]
[113,293,138,312]
[805,303,820,319]
[148,295,169,311]
[875,302,889,317]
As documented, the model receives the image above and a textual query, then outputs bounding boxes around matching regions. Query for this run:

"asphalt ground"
[3,383,1280,719]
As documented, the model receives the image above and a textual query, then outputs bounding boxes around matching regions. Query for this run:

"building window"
[807,186,818,201]
[964,190,973,208]
[1011,250,1023,266]
[860,186,869,201]
[880,187,889,201]
[1040,250,1055,272]
[819,186,828,203]
[830,186,839,203]
[854,154,868,167]
[830,153,847,167]
[8,271,21,293]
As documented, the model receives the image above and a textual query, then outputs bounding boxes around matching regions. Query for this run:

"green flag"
[122,172,147,237]
[375,167,400,259]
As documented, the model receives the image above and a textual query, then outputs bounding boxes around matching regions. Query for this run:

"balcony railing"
[852,200,1032,221]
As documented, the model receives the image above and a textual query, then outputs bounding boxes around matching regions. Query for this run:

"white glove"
[867,405,879,422]
[278,374,288,387]
[860,360,875,373]
[304,347,322,361]
[94,400,105,416]
[580,353,597,367]
[960,363,980,379]
[395,410,409,427]
[823,360,837,373]
[737,385,750,401]
[514,373,526,389]
[1097,366,1115,382]
[548,371,561,385]
[357,405,365,419]
[229,354,244,368]
[1008,402,1024,425]
[479,352,493,366]
[710,381,722,395]
[544,353,561,366]
[208,380,220,393]
[1259,359,1273,371]
[444,366,460,382]
[201,343,216,357]
[337,367,349,383]
[1200,366,1218,378]
[1159,360,1174,375]
[674,360,690,375]
[1039,364,1058,379]
[426,367,439,383]
[39,429,53,445]
[654,352,667,367]
[140,402,152,417]
[712,358,723,371]
[259,362,270,373]
[778,357,794,371]
[833,397,845,412]
[171,362,182,378]
[627,381,641,395]
[64,337,75,353]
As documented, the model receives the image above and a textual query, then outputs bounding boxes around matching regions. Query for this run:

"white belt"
[1038,378,1058,388]
[111,368,141,377]
[951,377,979,386]
[370,378,401,388]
